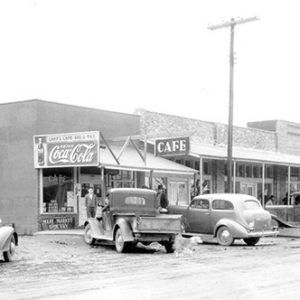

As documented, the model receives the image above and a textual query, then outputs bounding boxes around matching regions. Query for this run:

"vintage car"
[0,218,18,262]
[168,193,278,246]
[84,188,182,253]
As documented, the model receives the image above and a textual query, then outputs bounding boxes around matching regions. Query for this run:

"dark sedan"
[168,193,278,246]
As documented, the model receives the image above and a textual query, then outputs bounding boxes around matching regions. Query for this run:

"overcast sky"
[0,0,299,127]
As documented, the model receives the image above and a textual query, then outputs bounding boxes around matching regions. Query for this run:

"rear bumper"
[247,229,279,237]
[133,232,177,242]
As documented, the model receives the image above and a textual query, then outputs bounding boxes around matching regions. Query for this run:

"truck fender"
[214,218,248,238]
[0,226,14,251]
[84,218,103,237]
[113,218,134,242]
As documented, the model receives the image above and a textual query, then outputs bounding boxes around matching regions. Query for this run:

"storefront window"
[42,168,76,214]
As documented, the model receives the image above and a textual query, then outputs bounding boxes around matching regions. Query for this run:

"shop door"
[241,183,256,197]
[168,179,189,206]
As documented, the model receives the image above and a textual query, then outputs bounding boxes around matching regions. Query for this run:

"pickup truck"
[84,188,182,253]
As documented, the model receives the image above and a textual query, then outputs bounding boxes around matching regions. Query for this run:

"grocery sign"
[155,137,190,157]
[33,131,100,168]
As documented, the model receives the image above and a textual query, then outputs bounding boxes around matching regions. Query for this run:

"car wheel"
[216,226,234,246]
[3,235,16,262]
[243,237,260,246]
[164,241,175,253]
[115,228,130,253]
[84,224,96,245]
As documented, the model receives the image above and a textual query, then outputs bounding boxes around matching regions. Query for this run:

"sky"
[0,0,299,127]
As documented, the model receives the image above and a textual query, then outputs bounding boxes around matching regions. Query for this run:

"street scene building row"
[1,99,300,234]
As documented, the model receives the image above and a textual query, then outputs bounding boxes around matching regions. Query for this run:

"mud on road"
[1,234,300,300]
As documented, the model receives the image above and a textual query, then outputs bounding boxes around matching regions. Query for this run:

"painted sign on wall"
[33,131,100,168]
[41,216,75,230]
[155,137,190,156]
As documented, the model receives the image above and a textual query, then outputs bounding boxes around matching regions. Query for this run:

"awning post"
[262,162,265,207]
[199,156,203,194]
[233,160,236,193]
[288,165,291,205]
[101,167,105,203]
[149,170,153,189]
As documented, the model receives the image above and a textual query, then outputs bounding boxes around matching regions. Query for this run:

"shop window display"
[42,168,76,213]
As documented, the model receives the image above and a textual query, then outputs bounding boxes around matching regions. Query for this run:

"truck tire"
[165,241,175,253]
[115,228,131,253]
[3,235,16,262]
[84,224,96,245]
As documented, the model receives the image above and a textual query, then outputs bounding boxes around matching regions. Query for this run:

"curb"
[34,230,84,236]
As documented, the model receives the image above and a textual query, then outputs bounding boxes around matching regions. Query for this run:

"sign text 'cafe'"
[155,137,190,157]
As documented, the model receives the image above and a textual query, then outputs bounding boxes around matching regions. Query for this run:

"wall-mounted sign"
[155,137,190,157]
[41,217,75,231]
[33,131,100,168]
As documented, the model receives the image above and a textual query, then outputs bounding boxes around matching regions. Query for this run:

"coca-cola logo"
[49,143,96,165]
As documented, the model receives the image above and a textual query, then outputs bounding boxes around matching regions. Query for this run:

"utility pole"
[208,16,259,193]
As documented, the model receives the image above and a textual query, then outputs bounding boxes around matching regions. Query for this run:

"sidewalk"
[278,227,300,238]
[34,229,84,236]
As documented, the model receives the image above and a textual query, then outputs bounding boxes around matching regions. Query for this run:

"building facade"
[0,100,194,234]
[138,109,300,221]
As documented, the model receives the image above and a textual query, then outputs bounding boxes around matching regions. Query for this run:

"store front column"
[199,156,203,194]
[262,162,265,207]
[233,160,236,193]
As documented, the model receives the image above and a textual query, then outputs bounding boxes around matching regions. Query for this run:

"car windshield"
[244,200,262,210]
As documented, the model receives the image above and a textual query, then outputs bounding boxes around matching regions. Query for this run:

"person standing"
[85,188,97,218]
[157,184,169,208]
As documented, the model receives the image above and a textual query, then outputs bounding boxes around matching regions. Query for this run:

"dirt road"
[1,234,300,300]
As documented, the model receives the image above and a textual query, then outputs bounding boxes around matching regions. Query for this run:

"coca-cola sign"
[33,131,100,168]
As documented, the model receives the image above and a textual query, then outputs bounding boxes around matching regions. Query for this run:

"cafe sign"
[155,137,190,157]
[33,131,100,168]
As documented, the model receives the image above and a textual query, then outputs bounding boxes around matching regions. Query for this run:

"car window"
[190,199,209,209]
[244,200,262,210]
[124,196,146,206]
[212,199,234,210]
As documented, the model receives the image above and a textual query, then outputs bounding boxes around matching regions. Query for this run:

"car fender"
[113,218,134,242]
[0,226,14,251]
[84,218,103,237]
[213,218,248,238]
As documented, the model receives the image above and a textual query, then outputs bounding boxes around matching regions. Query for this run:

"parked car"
[168,193,278,246]
[84,188,182,253]
[0,218,18,262]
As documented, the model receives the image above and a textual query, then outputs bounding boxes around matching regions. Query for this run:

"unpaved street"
[1,234,300,300]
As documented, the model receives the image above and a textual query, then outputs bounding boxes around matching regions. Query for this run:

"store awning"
[99,144,196,175]
[190,143,300,166]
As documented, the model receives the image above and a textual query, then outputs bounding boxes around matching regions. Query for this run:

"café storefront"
[34,131,196,230]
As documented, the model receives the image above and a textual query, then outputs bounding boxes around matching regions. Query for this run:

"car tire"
[216,226,234,246]
[3,235,16,262]
[164,241,175,253]
[115,228,130,253]
[243,237,260,246]
[84,224,96,245]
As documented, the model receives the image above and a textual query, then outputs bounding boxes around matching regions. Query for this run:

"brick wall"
[138,109,277,151]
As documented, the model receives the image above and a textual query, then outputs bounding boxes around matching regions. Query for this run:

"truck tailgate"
[137,215,181,233]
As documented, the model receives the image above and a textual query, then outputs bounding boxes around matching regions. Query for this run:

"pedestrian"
[157,184,169,208]
[265,195,274,206]
[85,187,98,218]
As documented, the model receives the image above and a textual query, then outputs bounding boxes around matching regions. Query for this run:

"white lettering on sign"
[156,138,188,155]
[49,143,95,164]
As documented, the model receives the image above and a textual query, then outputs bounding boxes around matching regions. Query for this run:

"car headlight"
[248,221,255,230]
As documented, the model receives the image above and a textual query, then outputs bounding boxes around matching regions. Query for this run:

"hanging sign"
[155,137,190,157]
[33,131,100,168]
